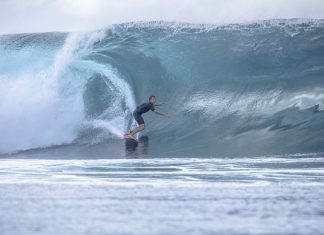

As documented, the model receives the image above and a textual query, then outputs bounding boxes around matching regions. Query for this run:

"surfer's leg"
[128,113,145,136]
[129,124,145,136]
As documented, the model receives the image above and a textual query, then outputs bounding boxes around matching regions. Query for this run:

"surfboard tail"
[124,134,138,142]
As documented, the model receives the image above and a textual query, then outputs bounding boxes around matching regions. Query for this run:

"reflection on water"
[125,136,149,158]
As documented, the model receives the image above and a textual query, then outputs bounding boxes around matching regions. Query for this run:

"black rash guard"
[133,102,155,125]
[134,102,155,115]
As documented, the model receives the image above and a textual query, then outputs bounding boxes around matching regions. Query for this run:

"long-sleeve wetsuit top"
[134,102,155,115]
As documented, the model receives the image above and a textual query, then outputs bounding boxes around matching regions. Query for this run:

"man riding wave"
[127,96,166,137]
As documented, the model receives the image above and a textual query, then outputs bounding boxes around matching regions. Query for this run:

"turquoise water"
[1,19,324,156]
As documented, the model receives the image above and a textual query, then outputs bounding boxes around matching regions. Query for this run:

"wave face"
[1,19,324,156]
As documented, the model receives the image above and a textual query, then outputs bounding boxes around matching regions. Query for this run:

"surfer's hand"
[154,110,167,116]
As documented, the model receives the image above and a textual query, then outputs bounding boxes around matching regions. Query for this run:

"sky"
[1,0,324,34]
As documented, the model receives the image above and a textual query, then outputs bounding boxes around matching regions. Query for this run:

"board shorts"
[133,111,144,125]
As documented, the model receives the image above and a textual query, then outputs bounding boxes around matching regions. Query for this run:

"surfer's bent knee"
[140,124,145,130]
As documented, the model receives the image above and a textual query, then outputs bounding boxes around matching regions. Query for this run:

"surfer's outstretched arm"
[154,110,167,116]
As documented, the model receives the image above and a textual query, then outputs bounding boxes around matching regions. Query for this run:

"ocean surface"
[1,155,324,235]
[1,19,324,234]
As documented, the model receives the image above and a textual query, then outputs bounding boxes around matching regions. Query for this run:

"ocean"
[1,19,324,234]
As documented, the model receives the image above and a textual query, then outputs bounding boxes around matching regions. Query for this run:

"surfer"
[127,96,166,137]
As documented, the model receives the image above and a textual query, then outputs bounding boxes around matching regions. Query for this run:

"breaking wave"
[1,19,324,156]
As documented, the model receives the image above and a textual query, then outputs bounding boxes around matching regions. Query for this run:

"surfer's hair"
[149,95,156,101]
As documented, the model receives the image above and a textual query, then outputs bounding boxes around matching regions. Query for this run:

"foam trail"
[91,120,124,138]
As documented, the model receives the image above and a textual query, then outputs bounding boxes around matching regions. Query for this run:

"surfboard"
[124,134,138,150]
